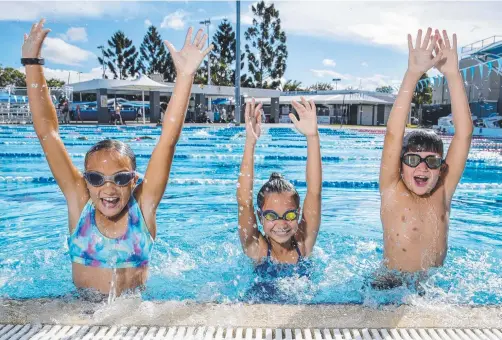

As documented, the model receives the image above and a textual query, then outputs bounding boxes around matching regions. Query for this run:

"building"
[427,35,502,124]
[249,90,404,126]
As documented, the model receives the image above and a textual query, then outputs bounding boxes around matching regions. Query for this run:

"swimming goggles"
[83,171,135,187]
[401,154,443,169]
[259,209,299,222]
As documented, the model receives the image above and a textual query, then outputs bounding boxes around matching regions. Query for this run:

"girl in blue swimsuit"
[24,19,212,295]
[236,99,322,274]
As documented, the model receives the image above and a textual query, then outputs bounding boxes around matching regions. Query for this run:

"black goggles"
[259,209,299,222]
[401,154,443,169]
[83,171,135,187]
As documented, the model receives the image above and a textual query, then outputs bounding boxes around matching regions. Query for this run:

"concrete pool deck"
[1,299,501,329]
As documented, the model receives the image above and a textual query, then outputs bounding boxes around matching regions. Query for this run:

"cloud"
[161,10,188,30]
[60,27,87,42]
[273,2,502,52]
[361,62,369,67]
[42,38,95,66]
[310,69,401,91]
[17,66,112,83]
[0,2,147,21]
[310,69,348,80]
[144,19,152,27]
[322,59,336,67]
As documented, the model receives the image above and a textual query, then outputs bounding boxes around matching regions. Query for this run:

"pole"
[142,90,145,124]
[207,22,211,86]
[235,0,241,126]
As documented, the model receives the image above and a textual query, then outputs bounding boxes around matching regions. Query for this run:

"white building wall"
[360,105,374,125]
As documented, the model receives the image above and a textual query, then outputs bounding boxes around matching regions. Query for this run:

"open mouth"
[413,175,429,187]
[100,197,120,209]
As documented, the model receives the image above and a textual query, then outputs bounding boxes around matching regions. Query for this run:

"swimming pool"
[0,124,501,305]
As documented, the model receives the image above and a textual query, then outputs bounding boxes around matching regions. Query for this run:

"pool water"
[0,124,501,305]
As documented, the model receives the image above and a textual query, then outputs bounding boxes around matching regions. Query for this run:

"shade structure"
[111,74,172,123]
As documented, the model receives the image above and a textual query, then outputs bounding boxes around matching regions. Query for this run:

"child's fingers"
[193,28,204,46]
[300,96,310,111]
[442,30,451,49]
[435,29,445,49]
[291,100,304,116]
[197,34,207,50]
[244,102,251,123]
[202,44,214,56]
[407,34,413,51]
[427,33,438,52]
[415,29,422,50]
[184,27,193,47]
[309,100,316,113]
[164,40,176,56]
[421,27,432,49]
[432,50,443,66]
[452,33,457,50]
[289,113,299,126]
[41,28,51,41]
[254,103,263,119]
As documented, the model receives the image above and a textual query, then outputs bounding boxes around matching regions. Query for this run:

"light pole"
[235,1,241,126]
[200,18,211,111]
[199,19,211,85]
[332,78,341,90]
[97,45,106,79]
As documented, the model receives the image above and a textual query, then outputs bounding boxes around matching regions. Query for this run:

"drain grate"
[1,324,501,340]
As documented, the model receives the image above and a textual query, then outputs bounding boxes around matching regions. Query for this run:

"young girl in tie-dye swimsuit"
[24,18,213,295]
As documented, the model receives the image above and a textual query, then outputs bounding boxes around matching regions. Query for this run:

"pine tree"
[138,25,174,81]
[243,1,288,89]
[98,31,139,80]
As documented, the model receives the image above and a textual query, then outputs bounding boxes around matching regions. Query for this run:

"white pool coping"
[1,299,502,329]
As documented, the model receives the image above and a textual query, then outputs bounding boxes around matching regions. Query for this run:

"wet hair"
[84,139,136,170]
[401,130,444,158]
[257,172,300,210]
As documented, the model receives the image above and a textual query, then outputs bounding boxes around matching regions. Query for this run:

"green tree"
[308,82,334,91]
[280,80,304,92]
[412,73,432,105]
[375,85,394,93]
[0,66,26,87]
[195,19,251,87]
[99,31,139,80]
[46,78,65,87]
[138,25,175,82]
[210,19,236,86]
[243,1,288,89]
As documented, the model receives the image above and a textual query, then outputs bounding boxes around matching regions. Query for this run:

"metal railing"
[461,35,502,55]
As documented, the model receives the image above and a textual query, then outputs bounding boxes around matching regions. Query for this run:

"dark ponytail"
[257,172,300,209]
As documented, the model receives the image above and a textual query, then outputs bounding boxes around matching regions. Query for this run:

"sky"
[0,1,501,91]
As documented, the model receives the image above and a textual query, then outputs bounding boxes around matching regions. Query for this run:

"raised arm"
[237,100,265,260]
[289,98,321,255]
[380,28,442,192]
[24,19,84,203]
[136,27,213,213]
[434,30,473,201]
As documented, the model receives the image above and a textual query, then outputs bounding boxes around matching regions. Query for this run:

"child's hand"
[434,30,459,77]
[22,18,51,59]
[164,27,214,77]
[290,97,318,137]
[245,99,263,144]
[407,28,442,77]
